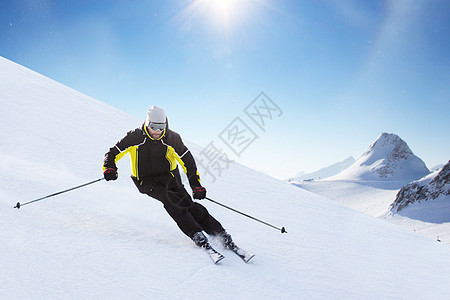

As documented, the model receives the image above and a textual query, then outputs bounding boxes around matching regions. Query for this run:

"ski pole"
[14,178,104,209]
[205,197,287,234]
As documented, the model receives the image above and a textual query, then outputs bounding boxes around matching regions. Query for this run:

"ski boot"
[192,232,209,248]
[218,230,255,263]
[192,232,225,263]
[218,230,237,250]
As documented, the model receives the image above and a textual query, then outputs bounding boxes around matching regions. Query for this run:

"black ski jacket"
[103,123,201,189]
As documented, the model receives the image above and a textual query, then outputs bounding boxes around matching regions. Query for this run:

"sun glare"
[203,0,241,28]
[206,0,238,15]
[196,0,249,30]
[174,0,261,35]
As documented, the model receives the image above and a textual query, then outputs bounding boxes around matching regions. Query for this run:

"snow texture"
[2,56,450,299]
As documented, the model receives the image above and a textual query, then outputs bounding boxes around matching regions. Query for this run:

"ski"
[204,244,225,264]
[228,245,255,263]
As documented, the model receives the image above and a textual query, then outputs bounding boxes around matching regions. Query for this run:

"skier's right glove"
[192,186,207,200]
[103,168,118,181]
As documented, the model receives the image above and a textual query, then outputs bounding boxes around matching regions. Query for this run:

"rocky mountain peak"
[363,133,418,178]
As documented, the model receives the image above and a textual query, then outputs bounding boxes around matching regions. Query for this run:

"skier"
[102,106,236,252]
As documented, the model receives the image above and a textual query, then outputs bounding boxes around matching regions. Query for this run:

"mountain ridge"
[289,156,355,182]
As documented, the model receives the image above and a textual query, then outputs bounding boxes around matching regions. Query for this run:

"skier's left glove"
[103,168,118,181]
[193,186,207,200]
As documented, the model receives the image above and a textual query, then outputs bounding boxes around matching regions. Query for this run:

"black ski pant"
[132,174,224,239]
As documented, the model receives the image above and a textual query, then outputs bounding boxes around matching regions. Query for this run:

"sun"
[203,0,243,29]
[173,0,264,37]
[175,0,248,31]
[205,0,239,16]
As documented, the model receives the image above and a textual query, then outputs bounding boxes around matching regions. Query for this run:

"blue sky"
[1,0,449,179]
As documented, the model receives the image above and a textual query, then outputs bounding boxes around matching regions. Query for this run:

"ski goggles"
[148,122,166,132]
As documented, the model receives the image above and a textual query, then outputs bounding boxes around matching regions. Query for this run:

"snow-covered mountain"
[390,161,450,213]
[328,133,430,184]
[2,56,450,299]
[292,134,449,241]
[289,156,355,181]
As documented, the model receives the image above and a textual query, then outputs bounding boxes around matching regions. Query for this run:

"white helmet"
[145,105,166,126]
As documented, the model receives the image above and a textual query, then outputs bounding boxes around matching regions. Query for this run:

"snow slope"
[2,56,450,299]
[293,180,399,217]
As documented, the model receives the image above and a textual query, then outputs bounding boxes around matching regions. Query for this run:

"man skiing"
[102,106,236,254]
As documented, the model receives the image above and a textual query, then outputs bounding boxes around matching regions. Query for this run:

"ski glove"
[193,186,207,200]
[103,168,118,181]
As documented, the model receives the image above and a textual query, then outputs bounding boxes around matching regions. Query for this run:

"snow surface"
[2,56,450,299]
[294,178,450,243]
[293,180,400,217]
